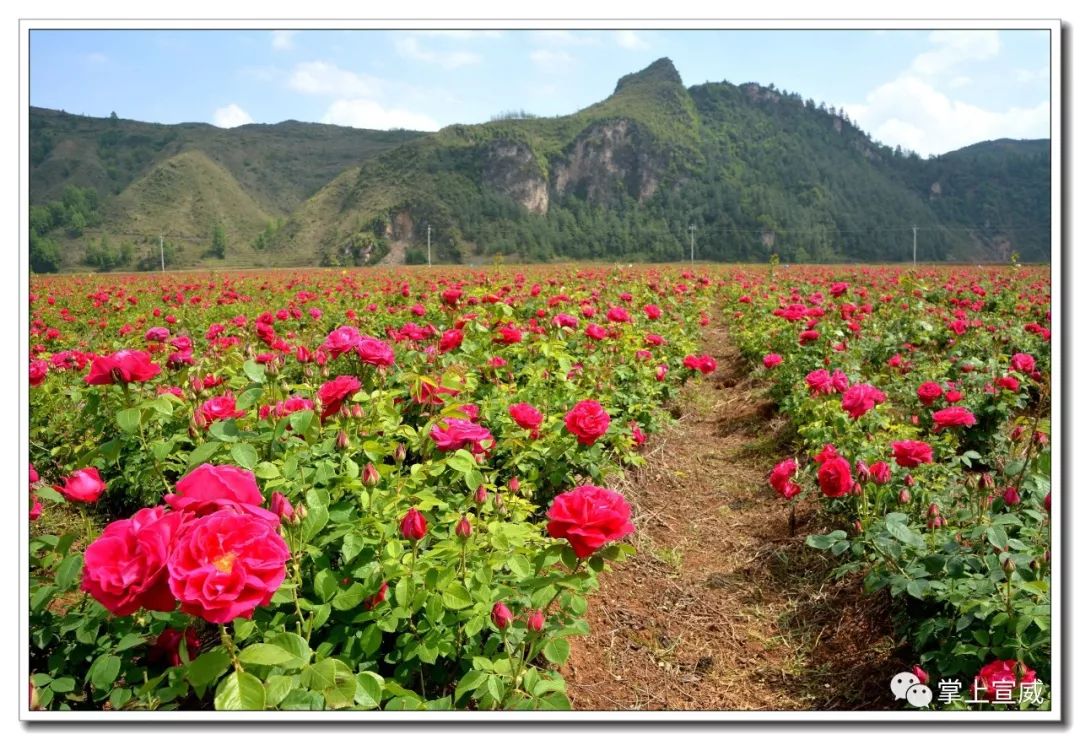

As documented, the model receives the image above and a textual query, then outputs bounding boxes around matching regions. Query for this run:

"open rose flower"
[82,506,187,616]
[932,406,976,432]
[509,403,544,434]
[60,467,106,504]
[430,417,495,455]
[166,509,289,623]
[972,659,1037,701]
[917,381,943,406]
[818,456,853,498]
[892,440,934,468]
[356,336,395,367]
[564,400,610,446]
[195,393,245,427]
[320,325,362,359]
[762,353,783,369]
[29,359,48,387]
[769,458,801,499]
[318,375,362,421]
[546,485,635,558]
[841,384,886,420]
[83,349,161,385]
[165,464,278,525]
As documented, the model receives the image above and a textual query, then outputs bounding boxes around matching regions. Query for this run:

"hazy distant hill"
[28,59,1050,272]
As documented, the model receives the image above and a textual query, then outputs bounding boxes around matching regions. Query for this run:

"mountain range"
[29,58,1050,272]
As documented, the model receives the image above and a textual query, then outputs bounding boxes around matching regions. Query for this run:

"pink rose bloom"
[564,400,610,446]
[165,464,277,525]
[841,383,886,420]
[932,406,977,432]
[195,393,245,427]
[430,417,495,455]
[509,403,544,432]
[762,353,783,369]
[356,336,395,367]
[60,467,106,504]
[546,485,635,558]
[167,509,289,623]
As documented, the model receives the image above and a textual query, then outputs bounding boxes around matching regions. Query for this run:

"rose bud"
[491,601,513,631]
[1032,557,1042,573]
[400,507,427,541]
[1044,492,1050,512]
[927,503,940,518]
[455,516,473,539]
[853,519,863,535]
[508,477,520,493]
[929,516,943,529]
[474,486,488,504]
[978,472,993,490]
[913,665,929,685]
[899,489,912,504]
[1010,426,1024,441]
[1001,487,1021,507]
[1044,549,1051,563]
[336,430,350,449]
[293,503,308,521]
[526,609,545,633]
[855,460,870,483]
[1003,558,1016,574]
[362,462,380,487]
[364,582,389,610]
[270,492,295,523]
[904,474,915,487]
[1035,431,1048,447]
[394,443,408,464]
[852,482,863,497]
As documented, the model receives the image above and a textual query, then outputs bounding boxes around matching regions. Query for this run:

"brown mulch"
[561,315,908,711]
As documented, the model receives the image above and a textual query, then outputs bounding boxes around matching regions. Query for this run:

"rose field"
[26,263,1052,712]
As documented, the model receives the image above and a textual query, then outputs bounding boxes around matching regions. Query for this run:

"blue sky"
[29,28,1050,156]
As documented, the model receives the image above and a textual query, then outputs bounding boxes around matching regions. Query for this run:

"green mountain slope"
[270,58,1050,266]
[28,58,1050,271]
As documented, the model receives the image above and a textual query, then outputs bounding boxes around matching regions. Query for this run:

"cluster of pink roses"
[81,464,290,624]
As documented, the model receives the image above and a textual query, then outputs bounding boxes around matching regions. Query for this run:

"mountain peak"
[613,57,683,94]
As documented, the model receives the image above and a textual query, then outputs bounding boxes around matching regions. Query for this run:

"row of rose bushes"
[28,266,717,711]
[724,265,1052,710]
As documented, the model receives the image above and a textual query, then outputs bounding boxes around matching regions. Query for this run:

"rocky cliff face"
[481,140,549,215]
[551,119,664,205]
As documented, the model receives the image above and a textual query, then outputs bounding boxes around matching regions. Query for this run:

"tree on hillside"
[207,224,227,259]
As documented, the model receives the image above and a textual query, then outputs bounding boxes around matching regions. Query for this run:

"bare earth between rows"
[561,306,907,711]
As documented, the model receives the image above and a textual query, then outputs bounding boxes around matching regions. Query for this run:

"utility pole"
[427,225,432,267]
[912,225,918,267]
[159,234,165,272]
[688,224,696,264]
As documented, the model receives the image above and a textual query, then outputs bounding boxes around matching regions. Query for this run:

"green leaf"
[34,485,65,504]
[88,654,121,690]
[54,554,83,590]
[885,513,925,548]
[265,675,295,708]
[541,638,570,665]
[186,648,232,689]
[268,632,313,670]
[115,407,141,434]
[987,526,1009,551]
[187,441,222,470]
[354,672,382,709]
[215,671,266,710]
[50,676,76,693]
[243,359,266,383]
[237,643,298,667]
[441,582,472,610]
[235,387,263,411]
[446,449,475,473]
[806,530,846,549]
[230,443,259,470]
[113,633,146,652]
[906,579,930,599]
[302,659,356,710]
[314,570,338,603]
[254,461,281,480]
[289,409,315,434]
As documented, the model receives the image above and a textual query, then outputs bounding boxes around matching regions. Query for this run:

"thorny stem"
[219,624,241,671]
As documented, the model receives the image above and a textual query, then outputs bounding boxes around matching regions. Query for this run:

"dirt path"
[377,239,408,267]
[562,312,906,710]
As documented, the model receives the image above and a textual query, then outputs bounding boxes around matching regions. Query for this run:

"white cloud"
[910,30,1000,76]
[212,103,254,128]
[85,52,107,64]
[530,49,575,72]
[841,30,1048,156]
[271,30,296,51]
[321,99,439,131]
[843,75,1048,156]
[287,61,383,97]
[613,30,649,50]
[395,37,481,68]
[1014,66,1050,84]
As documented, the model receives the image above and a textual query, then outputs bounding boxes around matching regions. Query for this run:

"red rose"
[165,464,277,525]
[318,375,362,421]
[841,384,886,419]
[319,325,362,359]
[546,485,634,558]
[763,353,783,369]
[972,659,1036,700]
[917,381,943,406]
[892,440,934,468]
[643,304,662,319]
[995,376,1020,392]
[83,349,161,386]
[430,417,495,455]
[82,506,187,616]
[491,601,513,630]
[526,609,545,633]
[585,323,607,341]
[805,369,834,396]
[167,509,289,623]
[769,458,801,499]
[60,467,106,504]
[564,400,610,446]
[149,627,201,667]
[30,496,43,521]
[508,402,543,432]
[817,457,853,498]
[495,325,523,344]
[932,406,976,432]
[439,329,464,353]
[399,507,428,541]
[869,461,892,485]
[195,393,245,427]
[29,359,48,387]
[1010,353,1036,375]
[356,336,395,367]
